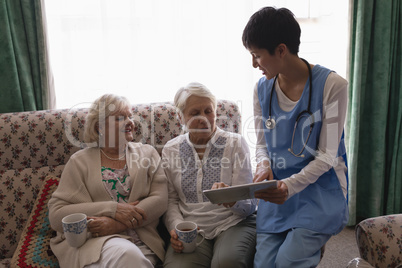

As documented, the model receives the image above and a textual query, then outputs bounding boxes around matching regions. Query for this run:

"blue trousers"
[254,228,332,268]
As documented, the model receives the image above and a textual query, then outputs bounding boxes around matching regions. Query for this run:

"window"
[45,0,349,154]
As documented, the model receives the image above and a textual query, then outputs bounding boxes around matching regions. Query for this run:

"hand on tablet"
[211,182,236,208]
[253,160,274,183]
[254,180,288,204]
[253,161,288,204]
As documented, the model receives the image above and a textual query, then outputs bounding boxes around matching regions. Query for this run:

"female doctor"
[242,7,349,268]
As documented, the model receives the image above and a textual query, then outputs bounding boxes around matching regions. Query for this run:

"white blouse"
[162,128,256,239]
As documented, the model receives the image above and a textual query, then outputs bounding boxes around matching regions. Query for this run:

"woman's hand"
[87,216,126,237]
[254,180,288,204]
[211,182,236,208]
[169,229,184,253]
[115,201,147,229]
[253,160,274,182]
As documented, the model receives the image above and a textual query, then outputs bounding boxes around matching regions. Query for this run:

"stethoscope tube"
[265,58,314,157]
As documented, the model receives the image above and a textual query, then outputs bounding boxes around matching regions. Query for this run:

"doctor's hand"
[254,180,288,204]
[211,182,236,208]
[253,160,274,183]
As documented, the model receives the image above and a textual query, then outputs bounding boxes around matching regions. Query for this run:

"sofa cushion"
[0,100,241,261]
[10,176,60,267]
[0,167,64,260]
[0,109,86,171]
[132,101,241,154]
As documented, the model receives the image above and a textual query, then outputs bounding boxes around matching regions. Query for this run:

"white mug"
[175,221,205,253]
[62,213,93,248]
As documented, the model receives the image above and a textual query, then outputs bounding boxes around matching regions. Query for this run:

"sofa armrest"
[347,257,374,268]
[355,214,402,268]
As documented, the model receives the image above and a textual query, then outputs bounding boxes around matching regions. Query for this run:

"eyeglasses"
[288,110,315,158]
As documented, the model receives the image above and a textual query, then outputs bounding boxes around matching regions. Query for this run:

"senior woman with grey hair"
[48,94,167,267]
[162,82,257,268]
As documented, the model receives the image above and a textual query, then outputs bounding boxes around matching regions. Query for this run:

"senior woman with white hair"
[48,94,168,267]
[162,82,257,268]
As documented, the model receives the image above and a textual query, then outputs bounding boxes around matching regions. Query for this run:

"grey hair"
[174,82,217,119]
[83,94,131,146]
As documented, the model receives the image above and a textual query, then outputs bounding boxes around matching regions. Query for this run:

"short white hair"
[84,94,131,145]
[174,82,217,118]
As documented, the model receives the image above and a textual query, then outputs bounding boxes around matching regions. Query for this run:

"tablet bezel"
[203,180,278,204]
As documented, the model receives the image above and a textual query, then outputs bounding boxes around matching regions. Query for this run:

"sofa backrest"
[0,100,241,259]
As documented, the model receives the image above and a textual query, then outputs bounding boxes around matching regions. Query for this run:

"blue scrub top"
[256,65,348,235]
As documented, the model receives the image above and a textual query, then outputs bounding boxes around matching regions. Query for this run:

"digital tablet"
[203,180,278,204]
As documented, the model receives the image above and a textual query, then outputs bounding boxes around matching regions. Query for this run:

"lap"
[212,215,256,268]
[85,238,155,268]
[164,236,214,268]
[254,228,331,268]
[164,215,256,268]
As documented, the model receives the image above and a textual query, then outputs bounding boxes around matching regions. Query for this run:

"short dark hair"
[242,7,301,55]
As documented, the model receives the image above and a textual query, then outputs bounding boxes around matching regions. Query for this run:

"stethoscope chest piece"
[265,117,276,129]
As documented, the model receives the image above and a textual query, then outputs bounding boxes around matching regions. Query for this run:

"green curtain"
[0,0,54,113]
[347,0,402,225]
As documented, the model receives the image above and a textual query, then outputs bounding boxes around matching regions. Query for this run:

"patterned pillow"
[10,176,60,268]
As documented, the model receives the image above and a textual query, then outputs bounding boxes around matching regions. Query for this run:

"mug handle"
[196,229,205,246]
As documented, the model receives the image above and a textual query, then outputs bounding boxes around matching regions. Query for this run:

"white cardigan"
[48,142,167,267]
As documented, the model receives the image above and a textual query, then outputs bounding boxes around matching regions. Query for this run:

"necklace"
[100,149,126,161]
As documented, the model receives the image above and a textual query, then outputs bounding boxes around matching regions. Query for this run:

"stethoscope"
[265,58,314,157]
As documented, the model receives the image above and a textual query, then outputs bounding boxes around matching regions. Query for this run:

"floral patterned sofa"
[347,214,402,268]
[0,100,241,268]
